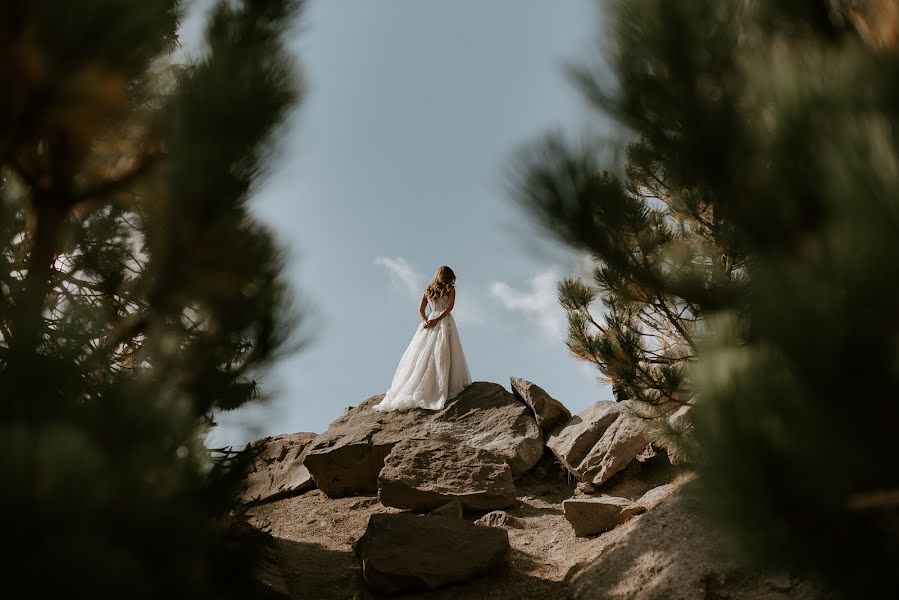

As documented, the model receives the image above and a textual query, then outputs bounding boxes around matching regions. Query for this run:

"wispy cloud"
[375,256,486,326]
[374,256,422,298]
[489,269,565,337]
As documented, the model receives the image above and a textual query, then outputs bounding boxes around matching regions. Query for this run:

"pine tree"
[515,133,748,421]
[0,1,303,596]
[517,0,899,594]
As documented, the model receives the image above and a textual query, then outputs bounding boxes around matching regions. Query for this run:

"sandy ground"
[248,453,681,599]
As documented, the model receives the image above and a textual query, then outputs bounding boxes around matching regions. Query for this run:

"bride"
[374,265,472,412]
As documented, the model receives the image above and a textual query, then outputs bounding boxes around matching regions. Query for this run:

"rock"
[355,513,511,595]
[668,404,692,432]
[566,484,825,600]
[510,377,572,432]
[636,483,676,509]
[242,432,317,504]
[546,401,621,477]
[377,439,517,512]
[432,382,544,475]
[562,496,646,537]
[304,382,543,498]
[663,404,694,465]
[475,510,522,529]
[428,498,463,519]
[578,407,652,487]
[575,481,597,496]
[547,400,651,487]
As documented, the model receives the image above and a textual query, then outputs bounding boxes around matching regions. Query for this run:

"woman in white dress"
[374,266,472,412]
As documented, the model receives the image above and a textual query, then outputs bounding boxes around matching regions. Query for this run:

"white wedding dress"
[374,292,472,412]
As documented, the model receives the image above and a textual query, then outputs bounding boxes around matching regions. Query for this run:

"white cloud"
[375,256,486,326]
[489,269,565,337]
[374,256,423,298]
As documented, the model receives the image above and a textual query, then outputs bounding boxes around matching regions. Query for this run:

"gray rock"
[546,400,652,487]
[578,406,652,487]
[636,483,677,509]
[475,510,522,529]
[428,498,463,519]
[355,513,511,595]
[304,382,543,498]
[242,432,317,504]
[562,496,646,537]
[574,481,597,496]
[546,401,621,477]
[510,377,572,432]
[378,439,517,512]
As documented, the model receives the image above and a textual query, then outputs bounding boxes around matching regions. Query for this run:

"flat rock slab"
[304,381,543,498]
[547,400,651,487]
[355,513,511,595]
[510,377,572,432]
[242,432,317,504]
[563,496,646,537]
[637,483,677,509]
[378,439,517,512]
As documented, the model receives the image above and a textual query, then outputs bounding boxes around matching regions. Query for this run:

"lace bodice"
[428,293,451,312]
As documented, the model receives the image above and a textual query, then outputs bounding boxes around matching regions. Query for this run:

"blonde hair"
[425,266,456,300]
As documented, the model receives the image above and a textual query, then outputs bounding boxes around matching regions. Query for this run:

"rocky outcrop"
[577,410,652,486]
[547,401,620,475]
[510,377,572,433]
[562,496,646,537]
[304,382,543,498]
[547,401,651,487]
[242,432,317,504]
[566,485,823,600]
[377,439,517,512]
[354,513,511,595]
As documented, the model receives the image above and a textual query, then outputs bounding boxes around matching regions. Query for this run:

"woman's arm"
[419,293,429,325]
[426,287,455,327]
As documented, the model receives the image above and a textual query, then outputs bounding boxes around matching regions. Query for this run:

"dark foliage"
[515,0,899,595]
[0,1,304,597]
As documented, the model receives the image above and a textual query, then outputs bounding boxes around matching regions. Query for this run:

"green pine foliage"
[0,1,303,597]
[515,132,747,420]
[517,0,899,595]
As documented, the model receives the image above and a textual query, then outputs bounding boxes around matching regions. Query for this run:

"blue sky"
[183,0,617,447]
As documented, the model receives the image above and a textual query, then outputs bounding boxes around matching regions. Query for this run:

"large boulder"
[304,382,543,498]
[241,432,317,504]
[355,513,511,595]
[547,401,621,475]
[578,410,652,487]
[510,377,572,433]
[562,496,646,537]
[377,439,517,512]
[547,400,651,487]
